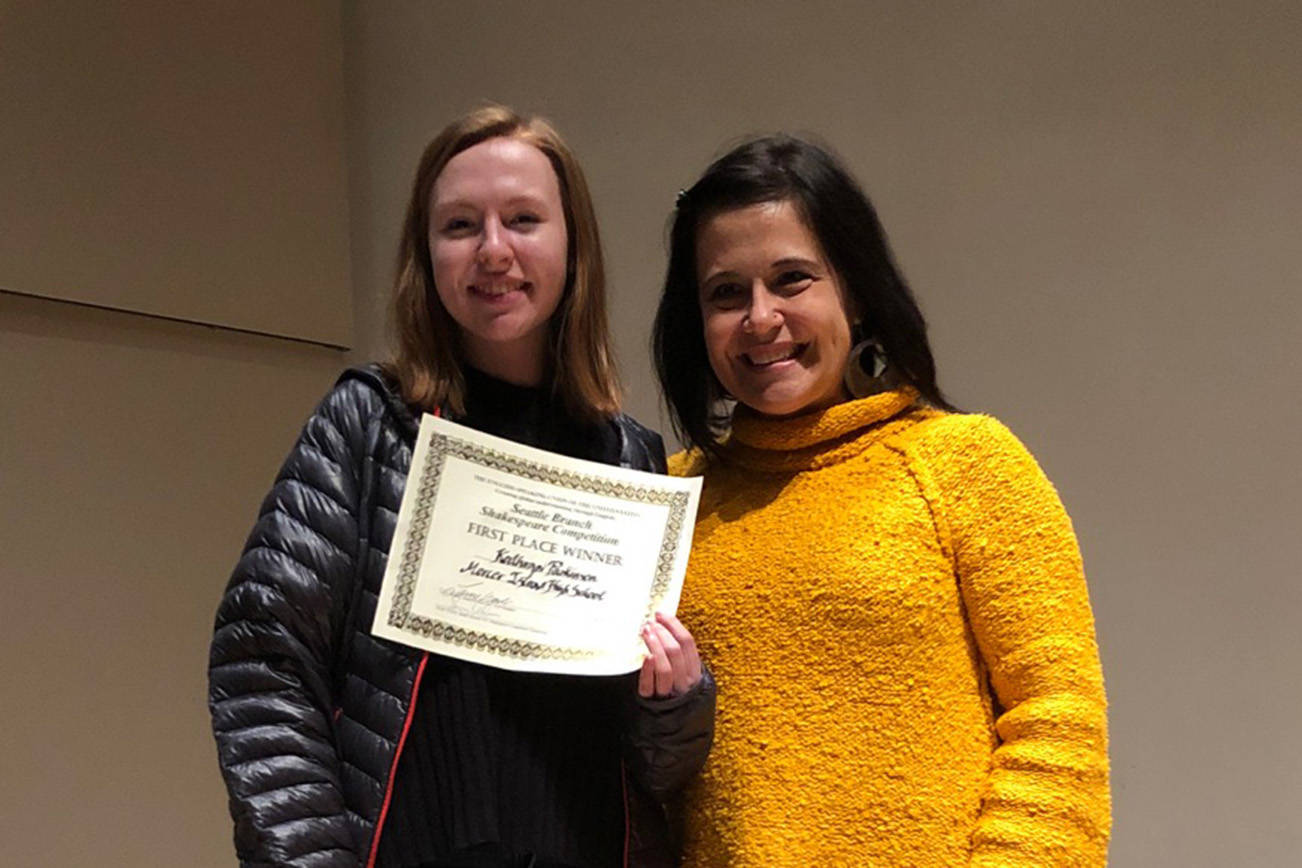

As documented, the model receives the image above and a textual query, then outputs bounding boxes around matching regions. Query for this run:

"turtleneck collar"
[456,364,622,465]
[725,388,920,472]
[462,363,550,405]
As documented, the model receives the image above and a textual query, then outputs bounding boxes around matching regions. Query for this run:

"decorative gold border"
[387,430,690,661]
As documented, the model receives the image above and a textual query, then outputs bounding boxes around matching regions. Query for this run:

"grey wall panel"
[1,1,353,347]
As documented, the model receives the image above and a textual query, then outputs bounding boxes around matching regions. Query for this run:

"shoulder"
[287,365,419,471]
[323,364,420,438]
[901,411,1028,464]
[667,448,708,478]
[900,411,1060,510]
[612,412,663,449]
[612,413,668,473]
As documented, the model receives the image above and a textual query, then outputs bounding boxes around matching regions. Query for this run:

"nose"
[743,282,783,333]
[476,216,512,271]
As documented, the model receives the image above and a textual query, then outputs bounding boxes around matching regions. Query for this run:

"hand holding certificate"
[373,414,702,675]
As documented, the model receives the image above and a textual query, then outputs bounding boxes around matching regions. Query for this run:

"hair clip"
[675,188,690,207]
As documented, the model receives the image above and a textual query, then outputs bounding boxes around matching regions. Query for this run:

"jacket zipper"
[366,405,440,868]
[364,650,430,868]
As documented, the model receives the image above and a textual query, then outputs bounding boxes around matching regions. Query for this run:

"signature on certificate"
[439,582,517,619]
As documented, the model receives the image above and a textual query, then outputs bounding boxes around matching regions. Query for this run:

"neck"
[462,336,549,387]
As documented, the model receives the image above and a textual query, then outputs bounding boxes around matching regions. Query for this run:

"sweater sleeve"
[912,414,1110,866]
[208,380,378,867]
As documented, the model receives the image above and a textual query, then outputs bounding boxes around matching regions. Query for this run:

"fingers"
[656,612,702,689]
[641,621,675,697]
[637,648,657,698]
[638,613,703,698]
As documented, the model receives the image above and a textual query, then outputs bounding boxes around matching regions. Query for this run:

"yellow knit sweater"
[670,391,1110,866]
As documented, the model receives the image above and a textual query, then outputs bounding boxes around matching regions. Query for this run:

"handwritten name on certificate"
[372,414,702,675]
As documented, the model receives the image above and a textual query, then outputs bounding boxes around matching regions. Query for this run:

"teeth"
[473,283,523,297]
[745,346,800,365]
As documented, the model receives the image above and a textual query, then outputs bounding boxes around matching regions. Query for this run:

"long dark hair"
[652,134,953,460]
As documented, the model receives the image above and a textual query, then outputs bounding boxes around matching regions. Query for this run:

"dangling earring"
[843,328,891,399]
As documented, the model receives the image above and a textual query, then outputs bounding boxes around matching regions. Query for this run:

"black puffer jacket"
[209,366,714,868]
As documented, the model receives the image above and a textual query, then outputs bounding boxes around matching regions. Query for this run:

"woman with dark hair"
[209,105,714,868]
[654,136,1109,865]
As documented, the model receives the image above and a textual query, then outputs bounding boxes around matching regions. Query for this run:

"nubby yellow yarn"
[671,391,1110,866]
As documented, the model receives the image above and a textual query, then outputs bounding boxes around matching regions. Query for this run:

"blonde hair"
[384,104,621,423]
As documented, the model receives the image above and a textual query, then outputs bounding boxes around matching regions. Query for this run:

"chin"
[743,381,844,418]
[745,394,814,418]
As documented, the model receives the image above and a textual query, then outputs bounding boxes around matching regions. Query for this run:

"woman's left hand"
[638,612,703,698]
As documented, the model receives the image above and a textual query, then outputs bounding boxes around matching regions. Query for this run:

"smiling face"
[429,136,568,384]
[696,199,853,418]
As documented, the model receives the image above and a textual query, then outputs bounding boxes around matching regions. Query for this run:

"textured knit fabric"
[669,390,1110,867]
[378,368,627,868]
[208,365,714,868]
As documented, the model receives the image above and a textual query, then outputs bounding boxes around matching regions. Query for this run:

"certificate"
[372,414,702,675]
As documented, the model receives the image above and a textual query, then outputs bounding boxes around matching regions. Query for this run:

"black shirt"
[377,368,630,868]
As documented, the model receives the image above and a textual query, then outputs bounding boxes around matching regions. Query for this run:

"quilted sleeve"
[627,667,717,801]
[208,380,376,867]
[913,415,1110,866]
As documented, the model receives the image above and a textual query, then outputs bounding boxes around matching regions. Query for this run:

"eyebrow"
[700,256,823,283]
[698,268,738,287]
[433,193,548,212]
[770,256,822,270]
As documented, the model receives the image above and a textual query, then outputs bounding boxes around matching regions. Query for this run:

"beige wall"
[0,3,354,864]
[0,1,353,347]
[0,294,344,865]
[2,2,1300,865]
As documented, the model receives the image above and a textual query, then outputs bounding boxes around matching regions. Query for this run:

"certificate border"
[386,429,690,662]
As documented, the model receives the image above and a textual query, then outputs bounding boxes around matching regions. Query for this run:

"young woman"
[653,136,1110,866]
[209,106,714,868]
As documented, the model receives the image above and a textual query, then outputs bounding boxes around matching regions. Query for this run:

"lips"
[469,281,530,300]
[741,343,806,368]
